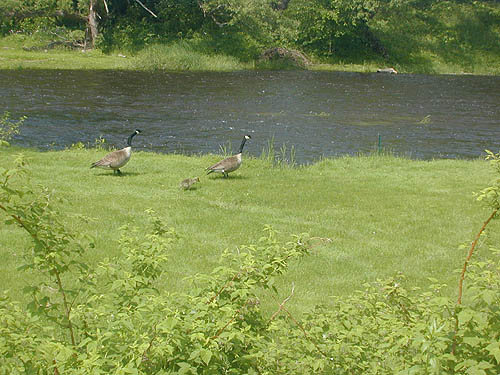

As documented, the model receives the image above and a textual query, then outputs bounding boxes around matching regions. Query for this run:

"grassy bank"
[0,36,254,71]
[2,36,499,74]
[0,35,134,70]
[0,35,366,72]
[1,146,498,315]
[370,1,500,75]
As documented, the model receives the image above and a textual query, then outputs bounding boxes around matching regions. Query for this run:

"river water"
[1,70,499,164]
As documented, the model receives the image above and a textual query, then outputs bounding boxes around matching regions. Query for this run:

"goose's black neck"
[127,131,139,146]
[239,137,248,153]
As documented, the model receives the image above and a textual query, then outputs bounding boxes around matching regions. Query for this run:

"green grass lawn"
[1,147,498,316]
[0,45,134,70]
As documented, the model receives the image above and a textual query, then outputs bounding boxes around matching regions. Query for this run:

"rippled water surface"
[1,70,499,163]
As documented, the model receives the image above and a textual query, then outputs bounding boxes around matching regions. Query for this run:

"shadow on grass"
[179,186,201,192]
[206,174,249,180]
[92,171,142,177]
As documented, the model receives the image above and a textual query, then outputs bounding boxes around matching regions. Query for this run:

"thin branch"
[134,0,158,18]
[0,203,37,241]
[281,305,329,358]
[308,237,333,252]
[208,268,249,304]
[211,300,250,340]
[208,12,229,27]
[54,271,76,346]
[197,1,228,27]
[53,359,60,375]
[453,208,498,355]
[0,203,77,346]
[102,0,109,14]
[69,291,79,311]
[457,208,498,305]
[269,283,295,322]
[141,323,158,363]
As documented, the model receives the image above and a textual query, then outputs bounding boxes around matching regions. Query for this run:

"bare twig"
[308,237,333,251]
[310,236,332,243]
[457,208,498,305]
[102,0,109,14]
[208,9,228,27]
[269,286,327,358]
[134,0,158,18]
[269,283,295,322]
[196,1,228,27]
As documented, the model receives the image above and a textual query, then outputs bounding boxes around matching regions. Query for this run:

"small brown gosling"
[180,177,200,190]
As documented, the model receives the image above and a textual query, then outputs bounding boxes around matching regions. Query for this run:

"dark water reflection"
[1,70,499,163]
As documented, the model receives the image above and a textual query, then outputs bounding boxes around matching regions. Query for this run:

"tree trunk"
[87,0,98,49]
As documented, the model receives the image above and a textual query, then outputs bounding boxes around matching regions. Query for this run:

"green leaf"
[177,362,195,375]
[200,348,212,365]
[481,290,496,305]
[458,310,473,325]
[486,342,500,364]
[463,337,481,346]
[160,317,177,331]
[467,367,487,375]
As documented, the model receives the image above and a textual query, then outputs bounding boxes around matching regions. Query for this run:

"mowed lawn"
[1,147,498,315]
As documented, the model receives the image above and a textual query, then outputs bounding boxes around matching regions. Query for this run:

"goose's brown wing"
[91,148,129,169]
[206,155,239,173]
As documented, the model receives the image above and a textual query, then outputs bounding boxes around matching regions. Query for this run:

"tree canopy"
[2,0,499,66]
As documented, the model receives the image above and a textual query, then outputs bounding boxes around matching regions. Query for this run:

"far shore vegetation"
[1,0,500,74]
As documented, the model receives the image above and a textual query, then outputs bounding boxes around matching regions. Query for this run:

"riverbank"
[1,146,498,314]
[1,33,499,74]
[0,37,380,72]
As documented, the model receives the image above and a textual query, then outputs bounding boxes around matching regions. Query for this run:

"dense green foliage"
[2,0,500,73]
[0,112,26,146]
[0,112,25,146]
[0,148,499,373]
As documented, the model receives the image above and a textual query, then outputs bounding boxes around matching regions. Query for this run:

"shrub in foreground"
[0,112,25,146]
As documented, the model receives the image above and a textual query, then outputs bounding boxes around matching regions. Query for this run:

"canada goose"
[206,135,251,178]
[91,129,141,174]
[180,177,200,190]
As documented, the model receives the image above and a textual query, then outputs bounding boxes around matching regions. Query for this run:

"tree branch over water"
[134,0,158,18]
